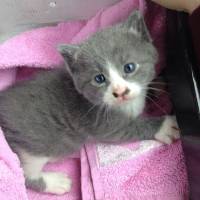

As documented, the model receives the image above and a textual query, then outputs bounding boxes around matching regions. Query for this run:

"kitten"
[0,11,179,195]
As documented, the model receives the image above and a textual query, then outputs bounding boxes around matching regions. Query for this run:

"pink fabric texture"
[0,128,28,200]
[81,141,188,200]
[0,0,188,199]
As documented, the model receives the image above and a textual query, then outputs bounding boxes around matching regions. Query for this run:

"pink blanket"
[0,0,188,199]
[82,141,188,200]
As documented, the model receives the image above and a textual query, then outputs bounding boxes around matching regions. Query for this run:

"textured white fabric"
[97,141,161,166]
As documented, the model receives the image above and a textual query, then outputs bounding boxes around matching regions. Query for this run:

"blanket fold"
[0,0,188,199]
[81,141,188,200]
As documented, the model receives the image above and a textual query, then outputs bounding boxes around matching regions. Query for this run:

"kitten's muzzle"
[112,87,130,99]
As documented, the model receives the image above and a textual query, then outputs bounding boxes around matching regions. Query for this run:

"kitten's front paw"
[42,172,72,195]
[155,116,180,144]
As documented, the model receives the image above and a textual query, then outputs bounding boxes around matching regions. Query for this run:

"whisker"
[105,105,110,124]
[80,103,98,120]
[105,104,112,125]
[149,81,167,85]
[147,87,169,94]
[104,106,108,125]
[147,91,160,100]
[95,104,105,127]
[141,86,169,94]
[144,94,167,115]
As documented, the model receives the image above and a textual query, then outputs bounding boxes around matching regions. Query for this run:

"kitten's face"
[59,11,157,116]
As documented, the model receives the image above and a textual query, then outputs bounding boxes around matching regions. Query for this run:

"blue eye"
[94,74,106,84]
[124,63,137,74]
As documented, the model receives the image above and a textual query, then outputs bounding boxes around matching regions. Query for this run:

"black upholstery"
[166,11,200,200]
[166,11,200,136]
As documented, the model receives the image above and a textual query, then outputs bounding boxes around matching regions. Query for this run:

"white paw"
[42,172,72,195]
[155,116,180,144]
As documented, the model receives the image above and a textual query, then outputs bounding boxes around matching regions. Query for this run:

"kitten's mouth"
[116,95,133,104]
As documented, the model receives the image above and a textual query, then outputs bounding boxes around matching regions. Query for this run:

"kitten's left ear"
[57,44,80,66]
[125,10,152,42]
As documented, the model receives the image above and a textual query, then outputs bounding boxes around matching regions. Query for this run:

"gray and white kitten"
[0,11,179,195]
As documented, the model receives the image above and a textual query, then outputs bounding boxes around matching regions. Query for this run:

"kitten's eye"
[94,74,106,84]
[124,63,137,74]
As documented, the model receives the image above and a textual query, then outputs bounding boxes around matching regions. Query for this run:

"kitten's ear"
[125,10,151,42]
[57,44,80,71]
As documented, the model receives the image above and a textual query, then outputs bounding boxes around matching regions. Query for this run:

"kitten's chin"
[107,96,146,117]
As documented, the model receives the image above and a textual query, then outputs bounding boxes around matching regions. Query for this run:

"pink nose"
[112,87,130,98]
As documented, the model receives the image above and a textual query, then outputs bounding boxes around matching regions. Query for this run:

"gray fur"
[25,178,46,192]
[0,11,164,193]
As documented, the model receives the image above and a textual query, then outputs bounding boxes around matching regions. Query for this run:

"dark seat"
[166,11,200,200]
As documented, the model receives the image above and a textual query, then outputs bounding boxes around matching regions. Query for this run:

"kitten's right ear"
[57,44,80,69]
[124,10,151,42]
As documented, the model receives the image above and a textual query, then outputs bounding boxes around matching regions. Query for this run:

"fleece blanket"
[0,0,188,199]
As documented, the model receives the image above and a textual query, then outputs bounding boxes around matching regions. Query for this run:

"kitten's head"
[58,11,158,116]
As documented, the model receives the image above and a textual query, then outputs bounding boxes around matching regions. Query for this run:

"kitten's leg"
[118,115,180,144]
[154,116,180,144]
[135,115,180,144]
[19,150,72,195]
